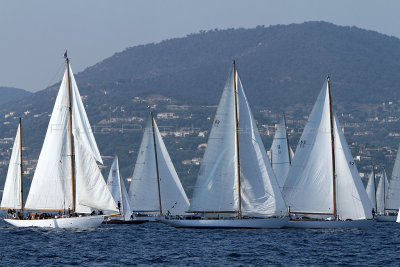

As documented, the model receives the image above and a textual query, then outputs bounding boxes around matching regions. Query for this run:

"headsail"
[107,156,132,220]
[129,117,190,216]
[189,66,287,217]
[365,170,377,211]
[283,78,372,220]
[376,170,389,213]
[1,124,22,210]
[387,145,400,211]
[270,116,292,189]
[74,133,118,213]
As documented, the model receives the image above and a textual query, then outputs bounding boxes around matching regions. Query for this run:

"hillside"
[0,87,31,106]
[1,21,400,197]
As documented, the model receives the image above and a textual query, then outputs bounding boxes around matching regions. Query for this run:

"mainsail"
[1,124,22,210]
[387,145,400,211]
[24,63,117,212]
[129,116,190,216]
[270,116,292,189]
[189,65,287,217]
[107,156,132,220]
[365,170,377,211]
[283,78,372,220]
[376,170,389,213]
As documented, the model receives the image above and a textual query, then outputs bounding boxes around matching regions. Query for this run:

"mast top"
[232,60,236,70]
[327,74,330,81]
[64,50,69,63]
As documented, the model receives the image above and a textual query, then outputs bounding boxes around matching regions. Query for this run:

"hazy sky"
[1,0,400,92]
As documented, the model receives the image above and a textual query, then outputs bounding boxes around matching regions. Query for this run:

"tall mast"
[66,54,76,212]
[327,76,337,219]
[150,112,163,216]
[233,61,242,218]
[19,118,24,213]
[283,113,291,165]
[373,166,377,212]
[116,157,124,217]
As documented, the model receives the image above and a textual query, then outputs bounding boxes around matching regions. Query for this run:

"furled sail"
[270,116,292,189]
[107,156,132,220]
[283,79,372,220]
[376,170,389,213]
[129,117,190,216]
[189,67,287,217]
[1,124,22,209]
[387,145,400,211]
[365,170,377,211]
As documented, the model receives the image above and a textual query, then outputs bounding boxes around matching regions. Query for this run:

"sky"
[1,0,400,92]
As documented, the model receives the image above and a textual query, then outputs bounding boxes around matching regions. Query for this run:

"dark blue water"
[1,220,400,266]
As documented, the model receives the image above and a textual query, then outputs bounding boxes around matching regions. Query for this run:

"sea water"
[1,220,399,266]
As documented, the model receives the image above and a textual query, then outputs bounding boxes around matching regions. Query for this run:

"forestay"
[387,145,400,211]
[376,170,389,213]
[129,118,189,216]
[1,124,22,209]
[107,157,132,220]
[189,68,287,217]
[270,116,292,189]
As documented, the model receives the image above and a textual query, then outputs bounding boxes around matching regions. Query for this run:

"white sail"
[25,64,109,212]
[387,144,400,211]
[25,69,73,211]
[189,68,287,217]
[283,79,372,220]
[365,170,377,211]
[106,156,132,220]
[74,134,117,213]
[376,170,389,213]
[129,117,190,216]
[1,124,22,209]
[333,113,373,220]
[270,116,292,189]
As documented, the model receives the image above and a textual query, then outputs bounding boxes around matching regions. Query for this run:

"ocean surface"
[0,220,399,266]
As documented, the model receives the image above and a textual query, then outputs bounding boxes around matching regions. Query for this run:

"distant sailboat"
[3,54,118,228]
[128,113,190,221]
[270,114,293,189]
[104,156,144,224]
[1,119,23,216]
[365,169,377,214]
[161,62,288,229]
[386,145,400,223]
[283,77,373,228]
[375,168,395,222]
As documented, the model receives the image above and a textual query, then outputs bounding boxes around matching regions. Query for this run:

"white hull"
[159,217,289,229]
[285,219,373,229]
[4,215,104,229]
[375,215,397,222]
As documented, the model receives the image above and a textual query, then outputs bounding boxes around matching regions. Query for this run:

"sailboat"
[1,119,24,219]
[375,169,394,222]
[103,156,144,224]
[161,62,289,229]
[128,113,190,221]
[365,169,377,215]
[270,114,294,189]
[3,54,118,228]
[385,145,400,222]
[283,77,373,228]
